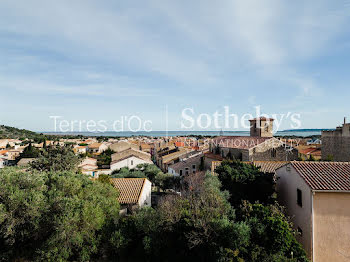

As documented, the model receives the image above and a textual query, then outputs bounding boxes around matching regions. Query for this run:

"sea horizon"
[41,128,332,138]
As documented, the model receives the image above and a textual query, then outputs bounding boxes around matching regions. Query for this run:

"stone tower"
[249,117,274,137]
[322,118,350,161]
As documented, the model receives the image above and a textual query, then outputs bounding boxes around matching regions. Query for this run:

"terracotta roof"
[290,162,350,191]
[161,149,189,164]
[88,143,102,149]
[252,161,289,173]
[110,178,147,204]
[204,152,224,161]
[212,136,272,149]
[111,148,151,164]
[299,147,321,156]
[140,143,152,149]
[0,150,8,155]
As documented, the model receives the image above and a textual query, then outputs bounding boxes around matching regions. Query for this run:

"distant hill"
[280,128,334,132]
[0,125,41,140]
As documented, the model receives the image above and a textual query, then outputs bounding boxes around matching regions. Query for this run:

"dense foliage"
[0,125,58,142]
[0,150,308,262]
[20,143,40,158]
[215,160,276,206]
[110,172,308,262]
[30,146,80,172]
[96,148,115,167]
[112,164,180,190]
[0,168,120,261]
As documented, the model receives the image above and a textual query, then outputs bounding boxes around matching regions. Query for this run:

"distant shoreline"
[40,129,328,138]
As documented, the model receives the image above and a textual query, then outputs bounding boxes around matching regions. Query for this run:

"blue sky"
[1,0,350,132]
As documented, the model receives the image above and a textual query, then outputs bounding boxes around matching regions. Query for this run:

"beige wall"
[138,179,152,207]
[313,192,350,262]
[276,164,313,258]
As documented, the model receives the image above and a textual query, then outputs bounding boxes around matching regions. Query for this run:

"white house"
[276,161,350,262]
[110,148,152,171]
[110,178,152,210]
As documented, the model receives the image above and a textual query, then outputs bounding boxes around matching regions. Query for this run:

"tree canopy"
[215,160,276,206]
[20,143,40,158]
[30,146,80,172]
[0,154,309,262]
[0,167,120,261]
[108,172,308,262]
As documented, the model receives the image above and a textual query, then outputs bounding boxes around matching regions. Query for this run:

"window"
[297,189,302,207]
[131,160,134,166]
[264,122,269,132]
[179,170,183,176]
[185,168,189,175]
[192,164,196,170]
[271,148,277,158]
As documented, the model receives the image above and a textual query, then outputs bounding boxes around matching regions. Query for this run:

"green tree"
[20,143,40,158]
[237,202,308,262]
[30,146,80,172]
[0,167,120,261]
[97,148,115,167]
[112,172,309,262]
[215,160,276,206]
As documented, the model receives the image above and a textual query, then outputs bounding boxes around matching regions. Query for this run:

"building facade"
[322,119,350,161]
[276,162,350,261]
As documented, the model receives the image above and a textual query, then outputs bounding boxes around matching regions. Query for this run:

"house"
[276,162,350,261]
[88,143,108,154]
[322,118,350,161]
[7,150,21,161]
[79,157,112,178]
[139,143,152,154]
[158,148,191,172]
[110,148,152,171]
[298,147,322,161]
[210,118,298,162]
[155,145,178,165]
[307,139,322,146]
[168,152,204,176]
[204,152,224,172]
[110,178,152,212]
[109,141,139,153]
[79,157,98,173]
[73,145,88,154]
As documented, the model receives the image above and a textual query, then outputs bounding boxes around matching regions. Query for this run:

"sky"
[1,0,350,132]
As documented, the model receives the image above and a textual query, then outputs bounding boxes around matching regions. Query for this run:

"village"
[1,117,349,261]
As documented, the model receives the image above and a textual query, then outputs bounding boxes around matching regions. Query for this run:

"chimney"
[344,117,347,125]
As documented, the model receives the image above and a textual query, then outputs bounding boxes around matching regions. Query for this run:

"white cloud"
[0,0,350,130]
